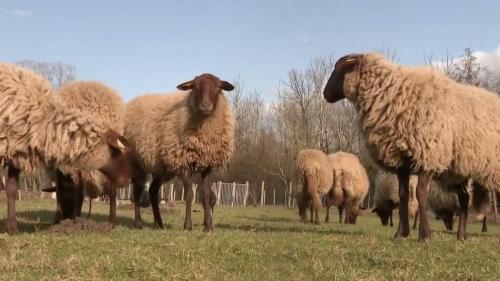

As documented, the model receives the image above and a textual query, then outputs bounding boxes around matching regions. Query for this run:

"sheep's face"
[99,130,132,188]
[177,73,234,116]
[372,207,391,226]
[323,54,363,103]
[296,192,311,222]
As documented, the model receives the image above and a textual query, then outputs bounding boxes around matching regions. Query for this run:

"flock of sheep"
[0,52,499,244]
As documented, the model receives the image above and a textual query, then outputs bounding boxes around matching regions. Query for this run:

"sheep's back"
[297,149,333,195]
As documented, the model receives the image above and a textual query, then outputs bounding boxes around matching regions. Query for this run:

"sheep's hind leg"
[416,172,432,242]
[181,174,194,231]
[456,181,470,241]
[482,216,487,233]
[412,209,419,229]
[149,177,165,229]
[132,172,146,228]
[394,165,411,239]
[6,166,20,235]
[108,183,118,227]
[200,169,214,232]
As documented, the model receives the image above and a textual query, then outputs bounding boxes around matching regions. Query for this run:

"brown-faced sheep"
[372,172,418,227]
[125,73,235,232]
[0,63,131,234]
[327,151,369,224]
[53,81,127,226]
[323,53,500,241]
[295,149,333,224]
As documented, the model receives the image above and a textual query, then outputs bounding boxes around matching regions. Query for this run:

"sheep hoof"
[6,222,18,235]
[134,220,143,229]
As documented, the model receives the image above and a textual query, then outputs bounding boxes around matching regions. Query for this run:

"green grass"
[0,197,499,281]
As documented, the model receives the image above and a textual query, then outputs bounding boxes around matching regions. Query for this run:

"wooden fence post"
[243,181,249,207]
[288,182,293,208]
[492,188,498,223]
[193,184,198,204]
[273,188,276,205]
[217,181,222,205]
[231,182,236,207]
[170,184,174,202]
[181,187,185,202]
[128,184,132,200]
[260,181,265,206]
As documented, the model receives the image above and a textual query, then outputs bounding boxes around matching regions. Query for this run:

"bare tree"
[16,60,76,88]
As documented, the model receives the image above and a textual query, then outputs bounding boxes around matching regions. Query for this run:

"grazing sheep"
[323,53,500,241]
[372,172,418,227]
[295,149,333,224]
[125,73,235,232]
[0,63,131,234]
[53,81,127,226]
[327,151,369,224]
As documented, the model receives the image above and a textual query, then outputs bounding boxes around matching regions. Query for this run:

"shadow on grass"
[235,215,297,223]
[215,222,364,235]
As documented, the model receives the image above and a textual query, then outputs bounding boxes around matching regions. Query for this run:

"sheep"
[0,63,131,234]
[323,53,500,241]
[125,73,235,232]
[295,149,333,224]
[327,151,369,224]
[52,81,127,226]
[372,172,419,228]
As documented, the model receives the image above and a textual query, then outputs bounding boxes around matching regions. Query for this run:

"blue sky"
[1,0,500,101]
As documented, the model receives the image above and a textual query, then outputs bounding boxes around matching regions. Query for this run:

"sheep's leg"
[108,183,117,227]
[482,216,488,233]
[5,166,20,234]
[394,166,411,239]
[339,206,344,224]
[149,177,165,229]
[309,204,314,223]
[325,204,330,223]
[416,172,432,242]
[181,174,194,231]
[200,170,214,232]
[73,183,84,219]
[132,172,146,228]
[456,181,470,241]
[412,209,419,229]
[389,210,393,227]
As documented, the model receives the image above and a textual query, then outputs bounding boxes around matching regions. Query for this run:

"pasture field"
[1,196,499,281]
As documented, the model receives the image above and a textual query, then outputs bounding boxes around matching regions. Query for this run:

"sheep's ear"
[220,81,235,91]
[104,130,130,154]
[177,80,193,91]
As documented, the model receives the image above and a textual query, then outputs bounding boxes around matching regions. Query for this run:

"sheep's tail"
[87,199,93,219]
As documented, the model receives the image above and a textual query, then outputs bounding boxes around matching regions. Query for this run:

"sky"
[1,0,500,101]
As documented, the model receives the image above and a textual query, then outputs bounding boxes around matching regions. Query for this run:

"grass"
[0,196,499,281]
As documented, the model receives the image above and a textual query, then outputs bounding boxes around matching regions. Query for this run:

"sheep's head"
[296,192,311,222]
[323,54,364,103]
[98,130,132,188]
[177,73,234,116]
[372,207,391,226]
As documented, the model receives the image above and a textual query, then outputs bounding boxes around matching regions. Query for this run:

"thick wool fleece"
[297,149,333,209]
[374,172,418,217]
[125,91,235,175]
[0,63,111,174]
[327,151,369,210]
[343,54,500,189]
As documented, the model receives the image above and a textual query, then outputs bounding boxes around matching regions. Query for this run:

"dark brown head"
[98,130,132,187]
[177,73,234,116]
[372,207,391,226]
[323,54,364,103]
[296,192,311,222]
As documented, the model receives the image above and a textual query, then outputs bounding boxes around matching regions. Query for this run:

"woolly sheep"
[53,81,127,226]
[323,53,500,241]
[327,151,369,224]
[0,63,131,234]
[372,172,418,227]
[295,149,333,224]
[125,73,235,232]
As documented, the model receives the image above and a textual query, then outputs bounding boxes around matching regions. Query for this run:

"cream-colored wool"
[125,91,235,175]
[296,149,333,209]
[374,172,418,217]
[341,54,500,190]
[327,151,369,216]
[0,63,112,173]
[57,81,126,196]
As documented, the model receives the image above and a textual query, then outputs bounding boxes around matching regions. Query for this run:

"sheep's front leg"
[394,166,411,239]
[324,204,330,223]
[482,216,488,233]
[416,172,432,241]
[309,204,314,223]
[149,177,165,229]
[456,181,470,241]
[108,183,117,227]
[389,210,393,227]
[132,173,146,228]
[338,206,343,224]
[411,209,419,229]
[6,166,20,234]
[180,174,193,231]
[200,169,214,232]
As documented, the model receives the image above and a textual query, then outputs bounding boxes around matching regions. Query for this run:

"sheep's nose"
[199,103,213,113]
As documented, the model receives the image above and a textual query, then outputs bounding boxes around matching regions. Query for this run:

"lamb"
[295,149,333,224]
[323,53,500,241]
[372,172,419,227]
[125,73,235,232]
[0,63,131,234]
[327,151,369,224]
[52,81,127,226]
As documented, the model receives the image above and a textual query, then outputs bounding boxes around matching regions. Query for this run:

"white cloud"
[474,46,500,75]
[4,9,33,18]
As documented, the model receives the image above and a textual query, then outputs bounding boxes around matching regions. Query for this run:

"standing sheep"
[323,53,500,241]
[125,73,235,232]
[327,151,369,224]
[295,149,333,224]
[372,172,418,227]
[0,63,131,234]
[53,81,127,226]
